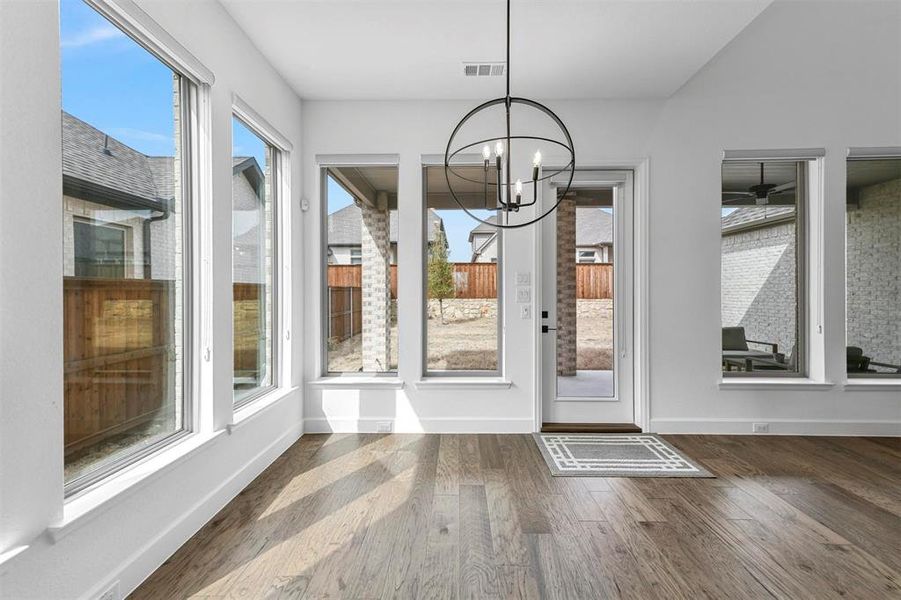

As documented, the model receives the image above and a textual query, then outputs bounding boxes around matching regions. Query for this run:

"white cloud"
[61,24,125,49]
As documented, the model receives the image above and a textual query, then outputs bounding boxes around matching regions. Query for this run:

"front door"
[540,170,634,425]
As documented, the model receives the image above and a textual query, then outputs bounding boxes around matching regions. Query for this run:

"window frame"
[720,158,808,379]
[229,102,293,414]
[63,69,198,498]
[319,164,400,377]
[230,113,283,409]
[421,164,503,378]
[845,148,901,380]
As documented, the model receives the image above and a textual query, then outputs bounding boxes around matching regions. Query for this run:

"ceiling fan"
[722,162,795,206]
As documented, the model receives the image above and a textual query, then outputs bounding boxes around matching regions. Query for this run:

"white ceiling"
[220,0,773,100]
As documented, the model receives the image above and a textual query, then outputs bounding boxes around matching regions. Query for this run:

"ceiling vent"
[463,62,505,77]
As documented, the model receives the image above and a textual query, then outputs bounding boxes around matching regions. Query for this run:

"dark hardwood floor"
[131,434,901,599]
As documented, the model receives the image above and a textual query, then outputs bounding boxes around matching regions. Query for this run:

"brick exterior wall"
[721,219,798,359]
[846,177,901,366]
[361,198,391,372]
[556,198,577,375]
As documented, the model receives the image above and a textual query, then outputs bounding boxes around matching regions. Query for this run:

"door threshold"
[541,422,642,434]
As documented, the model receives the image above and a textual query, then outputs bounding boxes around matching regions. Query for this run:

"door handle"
[541,325,557,334]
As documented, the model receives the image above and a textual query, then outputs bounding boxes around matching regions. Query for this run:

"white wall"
[302,0,900,436]
[0,1,304,597]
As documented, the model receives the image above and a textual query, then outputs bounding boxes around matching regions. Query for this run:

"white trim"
[303,417,532,434]
[532,159,651,432]
[723,148,826,161]
[847,146,901,159]
[315,153,399,166]
[50,431,226,541]
[843,381,901,392]
[308,377,405,390]
[229,386,301,432]
[652,418,900,436]
[84,0,214,85]
[232,94,293,152]
[413,378,512,390]
[719,378,835,391]
[85,424,303,600]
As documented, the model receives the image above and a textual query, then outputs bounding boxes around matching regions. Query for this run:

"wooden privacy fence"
[233,283,264,379]
[64,277,172,455]
[576,263,613,299]
[327,262,612,300]
[328,286,362,343]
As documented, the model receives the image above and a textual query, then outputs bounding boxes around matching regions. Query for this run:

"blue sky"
[61,0,266,169]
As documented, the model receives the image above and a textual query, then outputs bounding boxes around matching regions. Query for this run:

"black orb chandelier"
[443,0,575,229]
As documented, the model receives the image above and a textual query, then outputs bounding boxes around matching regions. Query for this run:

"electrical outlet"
[515,271,530,285]
[520,305,531,319]
[376,421,393,434]
[516,287,530,303]
[753,422,769,434]
[96,582,120,600]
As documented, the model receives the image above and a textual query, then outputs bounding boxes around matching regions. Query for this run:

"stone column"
[556,198,577,376]
[361,192,391,371]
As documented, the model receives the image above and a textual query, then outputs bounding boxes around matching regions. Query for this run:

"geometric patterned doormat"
[532,433,714,477]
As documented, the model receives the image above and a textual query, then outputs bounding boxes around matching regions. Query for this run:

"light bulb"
[495,141,504,157]
[515,179,523,195]
[533,150,542,167]
[482,145,491,160]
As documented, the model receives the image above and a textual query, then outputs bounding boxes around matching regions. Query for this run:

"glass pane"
[325,167,399,373]
[846,157,901,377]
[61,0,186,484]
[556,193,615,397]
[232,117,275,403]
[424,165,499,372]
[721,161,800,374]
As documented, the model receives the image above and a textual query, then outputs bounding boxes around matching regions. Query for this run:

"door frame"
[532,159,650,432]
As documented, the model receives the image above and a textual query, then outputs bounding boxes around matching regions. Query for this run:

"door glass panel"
[556,190,615,398]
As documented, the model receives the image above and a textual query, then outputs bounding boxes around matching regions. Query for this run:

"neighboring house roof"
[62,111,169,208]
[62,110,262,214]
[721,206,795,232]
[327,204,444,245]
[466,207,613,246]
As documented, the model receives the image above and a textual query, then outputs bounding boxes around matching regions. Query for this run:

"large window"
[323,166,399,374]
[423,165,501,374]
[721,160,805,376]
[61,0,193,491]
[232,116,277,404]
[846,155,901,377]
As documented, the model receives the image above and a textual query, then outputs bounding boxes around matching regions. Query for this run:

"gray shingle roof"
[721,206,795,231]
[62,111,169,205]
[328,204,443,245]
[575,207,612,246]
[466,207,612,245]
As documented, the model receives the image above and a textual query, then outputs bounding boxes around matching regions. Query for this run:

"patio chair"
[722,327,779,371]
[848,346,901,374]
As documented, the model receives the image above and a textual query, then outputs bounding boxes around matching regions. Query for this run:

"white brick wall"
[846,177,900,367]
[721,220,798,358]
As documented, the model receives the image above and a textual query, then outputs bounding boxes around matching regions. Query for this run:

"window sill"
[229,385,300,432]
[308,376,405,390]
[49,429,226,543]
[843,380,901,392]
[414,377,513,391]
[719,378,835,391]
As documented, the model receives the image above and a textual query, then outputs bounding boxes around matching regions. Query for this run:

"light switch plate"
[516,287,530,303]
[520,305,531,319]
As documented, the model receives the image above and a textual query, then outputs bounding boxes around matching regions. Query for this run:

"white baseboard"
[651,418,901,436]
[91,422,303,600]
[303,417,534,434]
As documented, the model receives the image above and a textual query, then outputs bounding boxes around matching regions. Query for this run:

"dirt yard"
[327,299,613,372]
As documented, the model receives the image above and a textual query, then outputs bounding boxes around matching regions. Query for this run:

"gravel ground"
[327,299,613,372]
